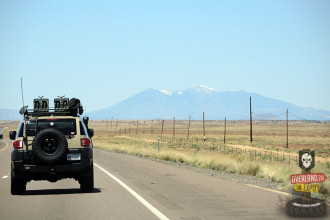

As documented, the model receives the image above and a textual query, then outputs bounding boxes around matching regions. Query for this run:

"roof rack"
[21,108,78,118]
[19,96,83,118]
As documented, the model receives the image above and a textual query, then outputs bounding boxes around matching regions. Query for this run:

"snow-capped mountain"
[88,86,330,120]
[158,86,217,96]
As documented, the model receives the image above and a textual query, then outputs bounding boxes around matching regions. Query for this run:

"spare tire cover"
[32,128,68,164]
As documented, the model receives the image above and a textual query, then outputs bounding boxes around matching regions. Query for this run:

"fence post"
[286,108,288,148]
[224,117,226,143]
[173,117,175,139]
[270,150,272,162]
[250,96,253,142]
[115,119,118,134]
[143,121,145,134]
[187,115,191,140]
[203,112,206,142]
[161,120,164,137]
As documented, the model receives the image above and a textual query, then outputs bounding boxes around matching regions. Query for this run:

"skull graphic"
[301,153,312,168]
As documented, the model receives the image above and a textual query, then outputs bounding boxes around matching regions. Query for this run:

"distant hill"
[0,109,21,121]
[88,86,330,120]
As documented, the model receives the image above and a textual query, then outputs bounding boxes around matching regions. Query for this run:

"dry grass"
[90,119,330,158]
[2,119,329,198]
[93,132,330,199]
[0,121,20,139]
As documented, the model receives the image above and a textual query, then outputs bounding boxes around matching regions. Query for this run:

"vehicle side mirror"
[87,129,94,138]
[9,131,16,140]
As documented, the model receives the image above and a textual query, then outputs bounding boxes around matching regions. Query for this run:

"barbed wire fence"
[99,110,329,164]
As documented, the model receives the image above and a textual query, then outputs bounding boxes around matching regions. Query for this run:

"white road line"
[2,176,8,179]
[94,163,169,220]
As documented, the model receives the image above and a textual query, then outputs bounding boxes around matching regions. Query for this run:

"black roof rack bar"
[24,108,78,117]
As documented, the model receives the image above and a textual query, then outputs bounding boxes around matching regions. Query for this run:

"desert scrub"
[93,134,330,197]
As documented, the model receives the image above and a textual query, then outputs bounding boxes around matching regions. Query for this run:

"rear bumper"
[11,148,93,181]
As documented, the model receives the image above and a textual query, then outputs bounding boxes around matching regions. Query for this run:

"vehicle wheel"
[287,198,327,217]
[80,163,94,192]
[32,128,68,164]
[11,170,26,195]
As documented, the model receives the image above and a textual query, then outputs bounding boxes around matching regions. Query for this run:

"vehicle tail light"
[13,140,23,148]
[81,138,91,146]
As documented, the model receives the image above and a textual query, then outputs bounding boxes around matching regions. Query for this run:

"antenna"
[20,78,25,107]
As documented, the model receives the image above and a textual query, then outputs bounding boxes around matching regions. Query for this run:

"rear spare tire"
[32,128,68,164]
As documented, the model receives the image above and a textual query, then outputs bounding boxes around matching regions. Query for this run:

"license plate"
[67,153,81,161]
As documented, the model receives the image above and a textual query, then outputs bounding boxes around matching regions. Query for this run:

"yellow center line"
[0,141,9,152]
[245,184,292,196]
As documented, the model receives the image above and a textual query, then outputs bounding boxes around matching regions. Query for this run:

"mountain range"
[88,86,330,120]
[1,86,329,121]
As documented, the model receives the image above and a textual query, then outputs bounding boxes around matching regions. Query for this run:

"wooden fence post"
[143,121,145,134]
[173,117,175,139]
[187,115,191,140]
[203,112,205,142]
[115,119,118,134]
[286,108,289,148]
[270,150,272,162]
[161,120,164,136]
[224,117,226,144]
[250,96,252,142]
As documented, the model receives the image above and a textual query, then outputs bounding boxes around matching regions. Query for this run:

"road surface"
[0,139,327,219]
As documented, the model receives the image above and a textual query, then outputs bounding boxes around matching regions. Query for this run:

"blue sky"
[0,0,329,112]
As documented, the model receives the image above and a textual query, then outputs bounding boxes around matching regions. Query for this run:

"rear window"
[17,122,24,137]
[79,121,88,136]
[24,119,77,136]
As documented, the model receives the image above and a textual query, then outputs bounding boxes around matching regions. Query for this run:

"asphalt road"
[0,139,327,219]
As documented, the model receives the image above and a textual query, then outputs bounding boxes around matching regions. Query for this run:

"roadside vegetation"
[90,119,330,199]
[1,120,329,198]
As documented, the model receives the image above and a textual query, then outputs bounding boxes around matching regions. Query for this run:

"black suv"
[9,97,94,195]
